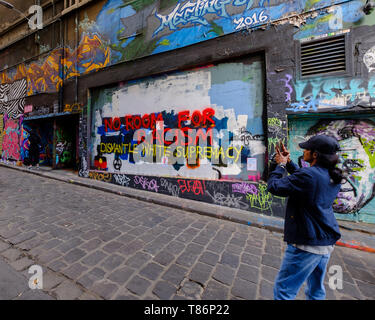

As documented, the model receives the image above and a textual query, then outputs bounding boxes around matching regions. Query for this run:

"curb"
[1,162,375,254]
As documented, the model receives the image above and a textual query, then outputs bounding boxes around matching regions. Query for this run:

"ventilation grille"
[300,35,346,77]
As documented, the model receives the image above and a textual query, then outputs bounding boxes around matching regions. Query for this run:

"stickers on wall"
[247,157,257,171]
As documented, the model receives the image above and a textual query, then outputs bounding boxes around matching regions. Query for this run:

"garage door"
[90,55,265,182]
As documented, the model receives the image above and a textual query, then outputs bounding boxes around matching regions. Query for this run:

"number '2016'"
[234,10,269,30]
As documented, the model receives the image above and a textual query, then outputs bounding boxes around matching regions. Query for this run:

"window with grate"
[299,35,348,78]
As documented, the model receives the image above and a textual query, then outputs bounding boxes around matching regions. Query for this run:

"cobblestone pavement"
[0,166,374,300]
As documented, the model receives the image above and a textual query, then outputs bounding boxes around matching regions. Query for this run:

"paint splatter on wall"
[90,59,265,181]
[289,117,375,224]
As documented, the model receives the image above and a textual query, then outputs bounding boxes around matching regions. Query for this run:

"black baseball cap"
[299,135,340,155]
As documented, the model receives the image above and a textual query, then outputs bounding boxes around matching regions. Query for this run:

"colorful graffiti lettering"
[91,61,265,180]
[246,183,273,212]
[134,175,159,192]
[88,171,112,182]
[85,170,286,217]
[153,0,233,36]
[64,103,83,113]
[287,76,375,112]
[232,182,258,194]
[268,118,282,128]
[178,179,206,195]
[279,74,293,102]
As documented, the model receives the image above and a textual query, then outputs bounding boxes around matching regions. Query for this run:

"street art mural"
[0,35,110,96]
[289,117,375,224]
[0,79,27,119]
[88,0,369,63]
[20,123,53,166]
[90,59,265,180]
[55,124,75,168]
[292,1,369,40]
[0,115,3,156]
[0,0,371,99]
[1,116,22,161]
[285,73,375,112]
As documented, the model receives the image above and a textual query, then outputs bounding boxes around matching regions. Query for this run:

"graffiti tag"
[160,178,180,197]
[206,190,249,210]
[113,173,131,187]
[153,0,232,36]
[234,10,269,30]
[177,179,206,195]
[232,182,258,194]
[134,176,159,192]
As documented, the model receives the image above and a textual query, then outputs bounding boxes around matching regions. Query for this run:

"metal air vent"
[300,35,347,77]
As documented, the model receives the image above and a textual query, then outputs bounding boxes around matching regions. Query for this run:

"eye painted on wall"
[338,127,353,140]
[342,159,364,172]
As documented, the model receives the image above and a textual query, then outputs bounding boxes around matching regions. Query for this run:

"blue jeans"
[274,244,331,300]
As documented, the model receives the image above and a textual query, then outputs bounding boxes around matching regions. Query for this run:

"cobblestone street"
[0,166,374,300]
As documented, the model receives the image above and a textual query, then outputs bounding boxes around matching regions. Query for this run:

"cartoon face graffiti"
[364,46,375,73]
[305,119,375,214]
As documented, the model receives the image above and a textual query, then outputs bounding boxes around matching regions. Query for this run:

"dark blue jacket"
[267,161,341,246]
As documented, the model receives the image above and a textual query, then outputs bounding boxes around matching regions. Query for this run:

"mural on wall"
[0,79,27,119]
[90,59,265,180]
[1,116,22,161]
[0,35,110,96]
[286,72,375,113]
[289,117,375,224]
[89,0,365,63]
[0,0,371,99]
[55,123,75,168]
[20,122,53,166]
[293,0,374,41]
[0,115,3,156]
[20,125,30,161]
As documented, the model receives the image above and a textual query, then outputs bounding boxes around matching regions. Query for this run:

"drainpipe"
[75,9,79,107]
